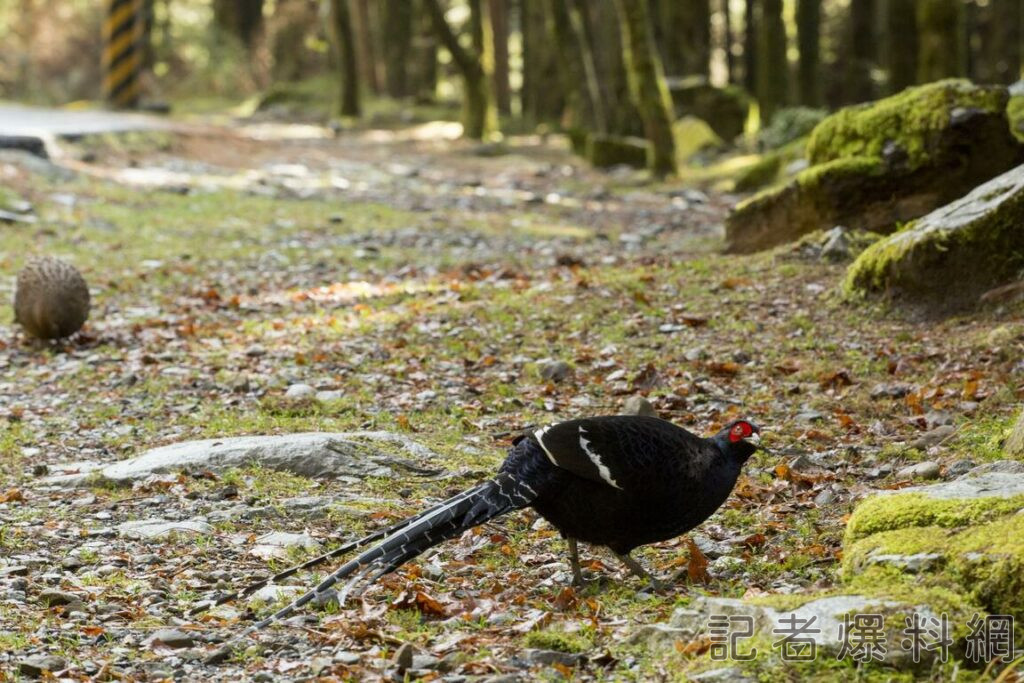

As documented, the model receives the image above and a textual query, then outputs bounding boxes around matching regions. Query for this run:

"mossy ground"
[0,117,1022,680]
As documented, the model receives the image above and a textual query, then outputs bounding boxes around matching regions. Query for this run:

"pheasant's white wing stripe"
[533,426,559,465]
[579,427,622,489]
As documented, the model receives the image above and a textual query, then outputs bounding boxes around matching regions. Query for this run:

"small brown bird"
[14,256,90,339]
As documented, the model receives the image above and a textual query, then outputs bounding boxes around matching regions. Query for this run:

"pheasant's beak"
[747,432,762,449]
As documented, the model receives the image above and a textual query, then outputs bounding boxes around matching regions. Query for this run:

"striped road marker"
[102,0,142,108]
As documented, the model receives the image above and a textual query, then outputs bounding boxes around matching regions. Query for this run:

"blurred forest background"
[3,0,1021,156]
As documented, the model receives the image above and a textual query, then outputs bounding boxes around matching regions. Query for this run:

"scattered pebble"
[897,461,942,480]
[538,360,572,383]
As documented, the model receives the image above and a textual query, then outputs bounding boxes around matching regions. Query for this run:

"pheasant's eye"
[729,423,747,441]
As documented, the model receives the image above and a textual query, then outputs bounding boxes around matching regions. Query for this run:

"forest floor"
[0,115,1022,682]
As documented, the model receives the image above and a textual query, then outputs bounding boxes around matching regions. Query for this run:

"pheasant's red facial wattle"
[728,420,754,443]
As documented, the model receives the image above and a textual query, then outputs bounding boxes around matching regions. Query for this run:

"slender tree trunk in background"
[743,0,756,94]
[489,0,511,115]
[652,0,711,78]
[327,0,360,116]
[584,0,636,134]
[549,0,606,132]
[989,0,1022,84]
[757,0,788,123]
[723,0,735,84]
[886,0,917,92]
[845,0,875,103]
[917,0,964,81]
[613,0,677,176]
[411,0,438,101]
[425,0,495,139]
[796,0,820,106]
[382,0,412,97]
[351,0,380,95]
[213,0,264,48]
[521,0,564,125]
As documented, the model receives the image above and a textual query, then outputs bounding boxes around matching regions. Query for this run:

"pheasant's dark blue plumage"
[202,416,761,662]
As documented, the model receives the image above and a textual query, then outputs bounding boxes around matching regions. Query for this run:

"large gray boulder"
[844,162,1024,312]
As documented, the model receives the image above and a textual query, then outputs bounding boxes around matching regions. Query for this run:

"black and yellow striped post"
[102,0,142,109]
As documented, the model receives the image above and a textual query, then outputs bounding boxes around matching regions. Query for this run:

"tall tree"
[988,0,1022,84]
[917,0,964,81]
[845,0,875,103]
[521,0,564,124]
[489,0,511,114]
[722,0,736,84]
[549,0,607,132]
[743,0,756,93]
[796,0,820,106]
[382,0,413,97]
[326,0,360,116]
[651,0,711,78]
[411,0,439,101]
[757,0,788,123]
[351,0,381,95]
[886,0,917,91]
[425,0,495,139]
[213,0,264,48]
[613,0,677,175]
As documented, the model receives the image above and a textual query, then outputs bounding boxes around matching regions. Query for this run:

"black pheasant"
[202,416,761,662]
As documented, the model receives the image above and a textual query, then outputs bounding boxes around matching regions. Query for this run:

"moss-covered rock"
[586,134,650,169]
[842,464,1024,636]
[844,161,1024,312]
[727,80,1024,253]
[667,76,749,142]
[672,116,723,163]
[1008,94,1024,141]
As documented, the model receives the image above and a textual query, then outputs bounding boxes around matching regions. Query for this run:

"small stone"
[522,649,585,667]
[813,488,836,506]
[411,654,441,670]
[870,382,914,399]
[897,461,942,480]
[538,360,572,383]
[38,589,82,607]
[796,410,825,423]
[285,383,316,399]
[19,655,67,677]
[946,459,975,478]
[392,642,416,671]
[334,651,361,665]
[0,565,29,577]
[622,396,656,417]
[909,425,955,450]
[819,227,850,262]
[691,667,756,683]
[149,628,194,649]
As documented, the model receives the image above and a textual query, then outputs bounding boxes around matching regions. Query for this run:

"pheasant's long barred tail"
[188,484,492,617]
[204,476,536,664]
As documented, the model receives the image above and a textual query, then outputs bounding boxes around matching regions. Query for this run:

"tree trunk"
[989,0,1022,84]
[411,0,438,102]
[722,0,735,84]
[424,0,495,139]
[213,0,264,48]
[351,0,380,95]
[327,0,360,116]
[613,0,677,176]
[796,0,820,106]
[652,0,710,78]
[886,0,917,92]
[757,0,789,123]
[382,0,413,97]
[845,0,875,103]
[549,0,607,132]
[521,0,564,124]
[489,0,511,114]
[586,0,638,136]
[917,0,964,81]
[743,0,756,94]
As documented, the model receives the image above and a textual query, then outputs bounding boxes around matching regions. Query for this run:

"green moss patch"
[844,492,1024,543]
[808,79,1007,170]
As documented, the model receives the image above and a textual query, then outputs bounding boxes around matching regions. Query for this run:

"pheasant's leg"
[567,538,586,586]
[614,553,665,591]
